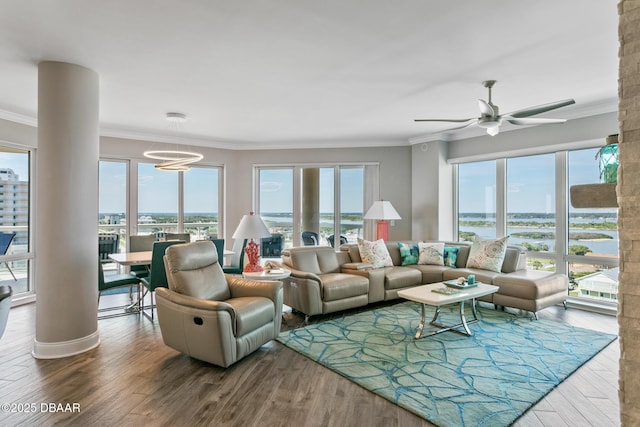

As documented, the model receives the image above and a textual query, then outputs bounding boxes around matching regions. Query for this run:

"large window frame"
[100,158,225,246]
[454,146,619,311]
[0,143,35,304]
[254,163,377,249]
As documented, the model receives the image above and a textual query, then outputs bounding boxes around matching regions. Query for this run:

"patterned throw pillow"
[443,246,459,268]
[398,242,419,266]
[465,236,509,272]
[417,242,445,265]
[357,238,393,268]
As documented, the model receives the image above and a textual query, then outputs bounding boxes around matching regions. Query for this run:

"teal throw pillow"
[443,246,459,268]
[398,242,419,266]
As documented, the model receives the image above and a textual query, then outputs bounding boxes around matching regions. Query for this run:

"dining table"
[109,248,234,268]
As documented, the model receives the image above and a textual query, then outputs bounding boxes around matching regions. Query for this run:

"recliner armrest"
[155,287,235,317]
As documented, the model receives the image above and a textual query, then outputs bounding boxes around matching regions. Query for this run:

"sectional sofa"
[279,240,568,320]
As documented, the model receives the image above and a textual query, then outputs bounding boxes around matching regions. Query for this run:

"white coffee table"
[397,282,499,339]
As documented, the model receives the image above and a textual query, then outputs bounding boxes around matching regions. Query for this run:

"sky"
[258,167,364,214]
[458,147,613,214]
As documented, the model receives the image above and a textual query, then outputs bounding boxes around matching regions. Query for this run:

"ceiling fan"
[414,80,575,136]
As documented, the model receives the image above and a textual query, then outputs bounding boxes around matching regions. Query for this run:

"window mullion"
[496,158,506,238]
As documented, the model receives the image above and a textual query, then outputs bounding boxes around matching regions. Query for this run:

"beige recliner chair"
[156,240,283,368]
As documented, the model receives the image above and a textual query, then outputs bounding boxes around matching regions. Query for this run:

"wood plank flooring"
[0,297,620,426]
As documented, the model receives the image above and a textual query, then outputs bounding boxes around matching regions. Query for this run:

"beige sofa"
[280,241,568,320]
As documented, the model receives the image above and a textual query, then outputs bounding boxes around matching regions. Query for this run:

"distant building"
[0,168,29,236]
[575,267,619,301]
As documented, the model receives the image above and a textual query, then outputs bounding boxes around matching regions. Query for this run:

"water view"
[459,212,619,256]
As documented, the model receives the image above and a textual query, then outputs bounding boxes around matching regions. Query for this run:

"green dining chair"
[128,234,155,279]
[140,240,185,321]
[98,263,141,319]
[222,238,247,274]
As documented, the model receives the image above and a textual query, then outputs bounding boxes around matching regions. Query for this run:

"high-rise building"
[0,168,29,245]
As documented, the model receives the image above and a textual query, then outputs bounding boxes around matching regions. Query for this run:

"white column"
[33,61,100,359]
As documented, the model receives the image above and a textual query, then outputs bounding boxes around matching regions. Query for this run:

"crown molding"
[0,109,37,127]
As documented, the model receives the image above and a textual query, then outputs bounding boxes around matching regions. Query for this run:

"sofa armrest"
[342,262,373,270]
[285,268,323,283]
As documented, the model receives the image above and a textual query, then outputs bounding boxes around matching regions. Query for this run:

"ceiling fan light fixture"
[477,117,501,129]
[487,126,500,136]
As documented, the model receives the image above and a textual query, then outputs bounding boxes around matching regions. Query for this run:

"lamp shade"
[363,201,401,220]
[232,212,271,240]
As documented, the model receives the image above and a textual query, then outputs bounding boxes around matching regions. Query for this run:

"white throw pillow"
[418,242,445,265]
[465,236,509,272]
[357,238,393,268]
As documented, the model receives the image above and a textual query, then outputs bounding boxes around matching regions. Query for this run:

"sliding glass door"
[256,165,368,249]
[0,146,32,297]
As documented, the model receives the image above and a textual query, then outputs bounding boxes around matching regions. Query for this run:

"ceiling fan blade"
[434,119,478,132]
[504,117,568,125]
[478,99,495,117]
[414,118,474,123]
[506,99,575,118]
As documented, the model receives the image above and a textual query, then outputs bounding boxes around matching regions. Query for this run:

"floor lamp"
[363,200,401,241]
[232,212,272,272]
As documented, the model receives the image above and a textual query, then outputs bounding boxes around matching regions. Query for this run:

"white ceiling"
[0,0,619,150]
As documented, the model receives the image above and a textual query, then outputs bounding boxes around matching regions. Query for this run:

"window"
[104,161,223,244]
[99,160,127,251]
[506,154,556,271]
[184,166,220,239]
[455,146,619,306]
[339,167,364,244]
[257,165,369,248]
[259,168,294,248]
[567,148,618,302]
[458,160,496,241]
[137,162,179,235]
[0,146,32,297]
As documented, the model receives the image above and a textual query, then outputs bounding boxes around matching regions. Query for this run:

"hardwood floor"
[0,297,619,427]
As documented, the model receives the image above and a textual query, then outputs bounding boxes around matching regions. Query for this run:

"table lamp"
[232,212,272,272]
[363,200,401,241]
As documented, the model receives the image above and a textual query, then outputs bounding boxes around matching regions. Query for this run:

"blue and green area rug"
[277,302,616,427]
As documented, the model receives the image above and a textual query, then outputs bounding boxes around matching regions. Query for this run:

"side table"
[242,269,291,281]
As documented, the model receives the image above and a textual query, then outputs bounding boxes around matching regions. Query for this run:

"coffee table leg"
[415,300,479,339]
[415,303,426,339]
[459,300,471,335]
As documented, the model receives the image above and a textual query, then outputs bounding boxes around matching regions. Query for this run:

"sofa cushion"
[493,271,569,300]
[289,247,340,275]
[398,242,419,265]
[358,238,393,268]
[384,266,423,290]
[418,242,445,265]
[407,264,447,284]
[290,250,322,275]
[321,273,369,301]
[466,236,509,272]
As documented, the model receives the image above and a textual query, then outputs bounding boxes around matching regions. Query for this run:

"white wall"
[411,140,453,241]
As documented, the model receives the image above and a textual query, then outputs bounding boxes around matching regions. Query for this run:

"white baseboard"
[32,331,100,359]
